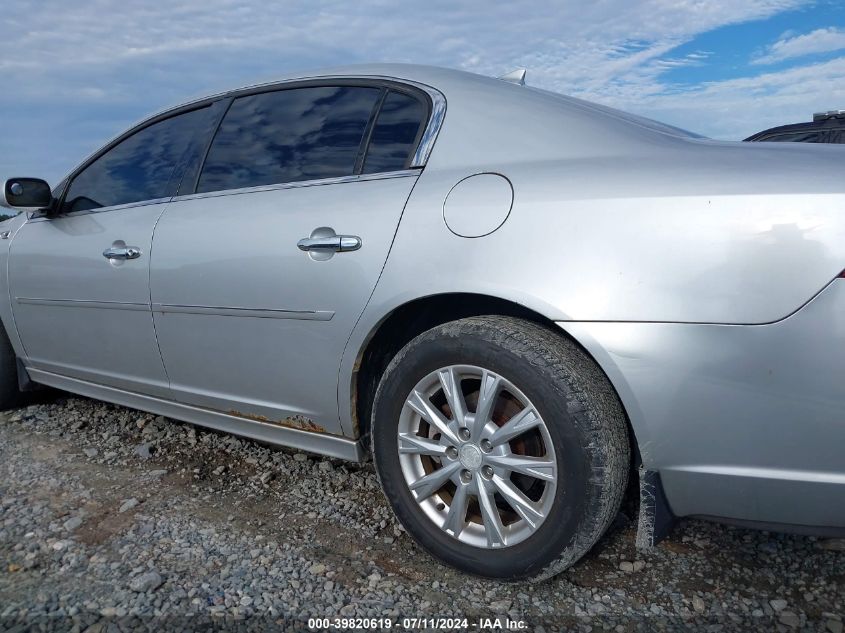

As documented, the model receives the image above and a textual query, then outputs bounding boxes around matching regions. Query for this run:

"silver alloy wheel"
[397,365,557,549]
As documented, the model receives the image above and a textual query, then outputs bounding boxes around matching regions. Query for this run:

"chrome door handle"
[103,246,141,260]
[297,235,362,253]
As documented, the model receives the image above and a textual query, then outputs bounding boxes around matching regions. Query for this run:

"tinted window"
[362,91,426,174]
[197,86,382,193]
[764,131,827,143]
[63,107,210,213]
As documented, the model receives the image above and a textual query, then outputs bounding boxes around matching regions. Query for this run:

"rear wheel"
[372,316,629,580]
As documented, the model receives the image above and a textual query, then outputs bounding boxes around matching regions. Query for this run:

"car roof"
[59,63,703,186]
[159,63,480,113]
[151,63,700,138]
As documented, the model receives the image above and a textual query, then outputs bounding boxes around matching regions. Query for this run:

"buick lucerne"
[2,65,843,580]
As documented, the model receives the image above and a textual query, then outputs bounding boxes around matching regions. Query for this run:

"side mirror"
[1,178,53,210]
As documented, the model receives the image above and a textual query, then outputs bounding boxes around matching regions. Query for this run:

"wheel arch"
[349,292,643,473]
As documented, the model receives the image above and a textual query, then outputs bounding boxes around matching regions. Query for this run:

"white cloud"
[753,27,845,64]
[0,0,809,99]
[0,0,835,181]
[622,56,845,139]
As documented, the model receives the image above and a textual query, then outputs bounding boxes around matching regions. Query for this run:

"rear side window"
[62,107,210,213]
[362,91,427,174]
[763,130,828,143]
[197,86,382,193]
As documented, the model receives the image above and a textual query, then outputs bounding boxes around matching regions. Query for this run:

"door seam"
[148,204,173,391]
[4,223,29,358]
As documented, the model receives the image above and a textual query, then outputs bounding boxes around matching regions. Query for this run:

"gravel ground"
[0,395,842,632]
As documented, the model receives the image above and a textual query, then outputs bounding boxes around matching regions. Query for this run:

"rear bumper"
[560,279,845,531]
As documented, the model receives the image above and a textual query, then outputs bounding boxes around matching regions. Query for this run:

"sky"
[1,0,844,184]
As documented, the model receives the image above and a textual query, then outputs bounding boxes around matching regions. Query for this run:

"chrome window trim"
[27,197,171,222]
[55,76,444,185]
[219,75,446,170]
[410,86,445,167]
[27,170,419,222]
[170,169,420,204]
[46,75,444,216]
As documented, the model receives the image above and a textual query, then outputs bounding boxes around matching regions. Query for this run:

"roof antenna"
[498,68,526,86]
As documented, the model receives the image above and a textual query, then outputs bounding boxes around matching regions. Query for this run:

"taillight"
[840,270,845,278]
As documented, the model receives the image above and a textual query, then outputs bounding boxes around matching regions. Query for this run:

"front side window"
[362,90,427,174]
[62,107,210,213]
[197,86,382,193]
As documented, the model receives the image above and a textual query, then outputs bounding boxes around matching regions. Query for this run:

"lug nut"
[460,469,472,483]
[480,439,492,452]
[458,427,471,441]
[481,465,494,479]
[446,446,458,459]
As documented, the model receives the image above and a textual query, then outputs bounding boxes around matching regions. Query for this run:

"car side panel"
[353,151,845,328]
[338,156,845,436]
[150,175,418,434]
[562,280,845,528]
[8,206,170,397]
[0,214,30,359]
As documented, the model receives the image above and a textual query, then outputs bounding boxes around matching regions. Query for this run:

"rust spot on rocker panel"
[228,410,326,434]
[349,353,364,437]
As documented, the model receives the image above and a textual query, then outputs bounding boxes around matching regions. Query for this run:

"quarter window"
[362,91,427,173]
[62,107,210,213]
[197,86,382,193]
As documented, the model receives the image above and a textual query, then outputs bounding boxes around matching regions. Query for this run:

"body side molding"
[152,304,335,321]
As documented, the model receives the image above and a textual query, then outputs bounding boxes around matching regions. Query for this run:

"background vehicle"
[2,65,844,580]
[744,110,845,143]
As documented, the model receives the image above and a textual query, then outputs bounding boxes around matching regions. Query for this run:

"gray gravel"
[0,395,842,632]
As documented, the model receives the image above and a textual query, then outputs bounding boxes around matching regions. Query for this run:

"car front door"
[9,105,216,396]
[150,82,433,434]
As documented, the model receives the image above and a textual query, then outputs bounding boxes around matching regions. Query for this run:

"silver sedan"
[1,64,843,580]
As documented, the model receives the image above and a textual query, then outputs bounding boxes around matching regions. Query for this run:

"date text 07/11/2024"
[307,617,528,630]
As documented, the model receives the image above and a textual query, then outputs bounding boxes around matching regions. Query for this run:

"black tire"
[0,325,21,410]
[371,316,629,580]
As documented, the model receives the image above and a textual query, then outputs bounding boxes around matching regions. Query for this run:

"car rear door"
[150,82,434,434]
[8,105,216,396]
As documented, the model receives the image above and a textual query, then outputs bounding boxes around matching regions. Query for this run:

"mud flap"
[16,358,41,392]
[636,467,676,549]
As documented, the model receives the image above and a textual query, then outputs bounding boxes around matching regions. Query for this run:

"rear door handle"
[103,246,141,260]
[297,235,362,253]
